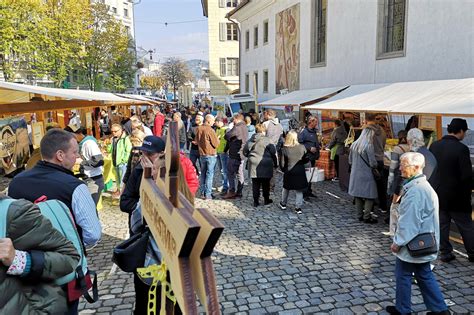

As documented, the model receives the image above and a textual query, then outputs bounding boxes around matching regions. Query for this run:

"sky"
[134,0,209,62]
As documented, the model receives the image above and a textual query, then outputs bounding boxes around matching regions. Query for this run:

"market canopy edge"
[0,81,155,107]
[260,86,348,107]
[302,78,474,117]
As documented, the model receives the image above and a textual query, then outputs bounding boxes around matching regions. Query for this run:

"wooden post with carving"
[140,121,223,314]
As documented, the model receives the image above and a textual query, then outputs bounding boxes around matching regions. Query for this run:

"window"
[125,26,130,34]
[263,70,268,93]
[227,58,239,76]
[220,58,226,77]
[112,6,117,14]
[245,73,249,93]
[263,20,269,44]
[253,71,258,93]
[253,25,258,48]
[227,0,238,7]
[377,0,407,58]
[124,8,128,17]
[226,23,238,41]
[310,0,327,66]
[245,30,250,50]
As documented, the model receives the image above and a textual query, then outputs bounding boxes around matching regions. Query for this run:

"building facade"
[229,0,474,102]
[101,0,135,37]
[201,0,241,95]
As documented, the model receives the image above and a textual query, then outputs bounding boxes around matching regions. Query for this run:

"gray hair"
[400,152,425,173]
[407,128,425,152]
[351,127,374,155]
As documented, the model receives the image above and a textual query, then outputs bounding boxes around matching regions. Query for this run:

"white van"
[211,94,256,119]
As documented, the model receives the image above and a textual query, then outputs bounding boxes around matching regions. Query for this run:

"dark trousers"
[189,149,200,175]
[439,209,474,257]
[334,154,340,178]
[252,178,271,203]
[375,160,388,210]
[304,159,316,196]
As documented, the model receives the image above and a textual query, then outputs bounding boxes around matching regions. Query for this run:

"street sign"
[140,121,223,314]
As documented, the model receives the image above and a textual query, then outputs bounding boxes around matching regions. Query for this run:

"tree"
[160,57,192,100]
[104,37,136,92]
[140,75,162,92]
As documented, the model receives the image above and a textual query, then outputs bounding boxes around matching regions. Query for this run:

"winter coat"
[298,127,320,162]
[393,175,440,264]
[215,126,228,154]
[0,195,80,315]
[328,126,348,156]
[365,124,386,162]
[387,144,410,196]
[225,121,248,160]
[123,150,141,184]
[348,145,378,199]
[263,119,283,146]
[153,113,165,137]
[280,144,309,190]
[430,135,472,213]
[107,133,132,167]
[180,152,199,195]
[243,133,277,179]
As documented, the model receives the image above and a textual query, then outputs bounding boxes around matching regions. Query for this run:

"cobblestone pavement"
[54,175,473,314]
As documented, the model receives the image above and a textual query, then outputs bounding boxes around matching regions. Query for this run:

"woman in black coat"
[280,130,309,214]
[243,124,277,207]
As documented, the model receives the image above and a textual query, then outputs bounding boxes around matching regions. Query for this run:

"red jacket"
[180,153,199,195]
[153,113,165,137]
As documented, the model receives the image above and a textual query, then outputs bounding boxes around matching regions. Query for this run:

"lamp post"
[131,0,141,94]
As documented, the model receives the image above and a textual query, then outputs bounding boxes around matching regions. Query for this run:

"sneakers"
[385,306,405,315]
[427,310,451,315]
[440,253,456,263]
[294,208,302,214]
[279,202,287,210]
[331,177,339,182]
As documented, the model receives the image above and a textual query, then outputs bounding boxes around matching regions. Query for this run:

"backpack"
[0,198,98,303]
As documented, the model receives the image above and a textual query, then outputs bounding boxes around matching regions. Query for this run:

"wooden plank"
[0,100,103,115]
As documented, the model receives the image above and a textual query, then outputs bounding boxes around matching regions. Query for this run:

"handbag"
[406,232,437,257]
[112,229,150,272]
[344,127,355,147]
[360,155,382,181]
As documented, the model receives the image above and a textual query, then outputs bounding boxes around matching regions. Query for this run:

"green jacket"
[0,195,80,315]
[108,133,132,166]
[216,126,228,154]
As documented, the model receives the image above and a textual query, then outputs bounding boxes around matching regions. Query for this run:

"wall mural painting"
[275,3,300,94]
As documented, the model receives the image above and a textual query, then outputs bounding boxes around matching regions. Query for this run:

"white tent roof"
[0,81,149,105]
[259,86,347,106]
[303,78,474,116]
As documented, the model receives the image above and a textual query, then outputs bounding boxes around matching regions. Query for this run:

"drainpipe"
[227,15,241,94]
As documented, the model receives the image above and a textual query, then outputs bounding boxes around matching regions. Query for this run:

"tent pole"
[436,116,442,140]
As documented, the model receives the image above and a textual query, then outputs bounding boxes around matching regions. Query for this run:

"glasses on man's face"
[111,130,120,133]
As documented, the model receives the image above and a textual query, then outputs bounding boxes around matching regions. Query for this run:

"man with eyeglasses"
[107,123,132,198]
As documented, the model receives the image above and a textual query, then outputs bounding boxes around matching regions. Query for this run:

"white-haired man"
[386,152,449,315]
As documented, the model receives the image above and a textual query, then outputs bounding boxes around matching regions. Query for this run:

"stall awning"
[259,86,348,106]
[303,78,474,117]
[0,81,155,115]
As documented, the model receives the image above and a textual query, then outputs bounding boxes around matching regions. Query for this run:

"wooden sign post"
[140,121,223,314]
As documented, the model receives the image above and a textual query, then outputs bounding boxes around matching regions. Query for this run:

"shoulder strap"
[0,199,15,238]
[360,153,372,169]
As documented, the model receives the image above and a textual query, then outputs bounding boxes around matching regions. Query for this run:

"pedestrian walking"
[298,115,320,198]
[430,118,473,263]
[327,119,347,180]
[386,152,450,315]
[107,123,132,197]
[188,115,203,175]
[122,129,146,185]
[223,114,248,199]
[243,124,277,207]
[279,130,309,214]
[195,114,220,199]
[215,117,229,195]
[348,127,378,223]
[153,109,165,137]
[172,112,187,150]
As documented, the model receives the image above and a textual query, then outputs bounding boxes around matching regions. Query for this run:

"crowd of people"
[0,99,472,315]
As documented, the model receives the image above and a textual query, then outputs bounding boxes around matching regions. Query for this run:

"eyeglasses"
[111,130,120,133]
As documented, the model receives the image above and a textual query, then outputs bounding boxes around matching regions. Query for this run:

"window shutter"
[220,58,226,77]
[218,0,225,8]
[219,23,226,41]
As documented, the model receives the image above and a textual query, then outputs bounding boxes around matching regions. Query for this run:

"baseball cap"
[448,118,469,132]
[135,136,165,153]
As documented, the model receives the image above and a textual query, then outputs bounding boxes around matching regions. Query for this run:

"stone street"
[76,174,474,314]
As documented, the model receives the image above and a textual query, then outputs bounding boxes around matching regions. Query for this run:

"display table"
[316,150,336,180]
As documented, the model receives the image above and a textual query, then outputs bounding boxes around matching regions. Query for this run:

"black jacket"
[298,127,320,161]
[120,164,143,215]
[430,135,472,213]
[225,121,248,160]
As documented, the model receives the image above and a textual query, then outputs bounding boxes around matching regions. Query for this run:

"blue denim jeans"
[395,258,447,314]
[114,164,127,191]
[199,155,217,198]
[217,153,229,191]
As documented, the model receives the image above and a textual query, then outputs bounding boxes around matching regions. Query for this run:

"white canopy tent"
[259,86,348,107]
[303,78,474,117]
